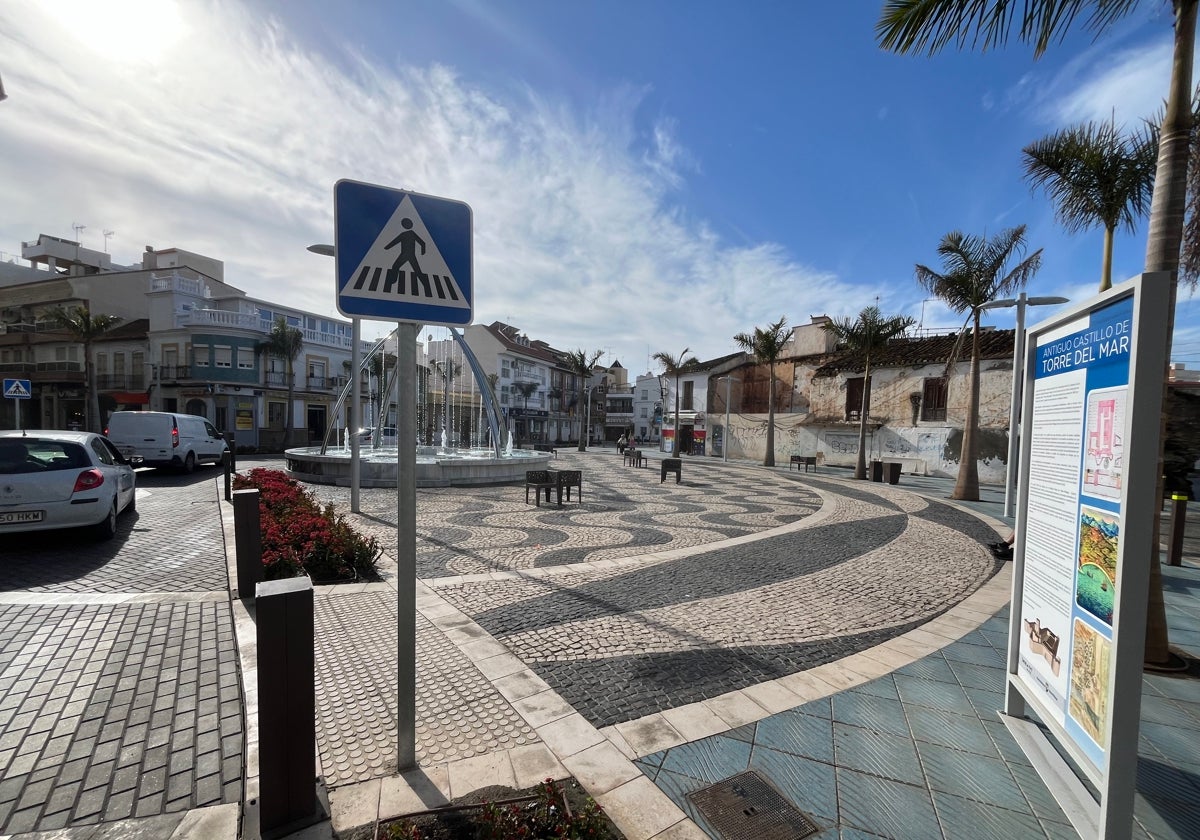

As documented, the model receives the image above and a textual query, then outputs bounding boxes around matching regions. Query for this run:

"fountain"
[284,325,550,488]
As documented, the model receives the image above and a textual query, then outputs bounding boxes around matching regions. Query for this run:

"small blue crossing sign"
[334,180,473,326]
[3,379,31,399]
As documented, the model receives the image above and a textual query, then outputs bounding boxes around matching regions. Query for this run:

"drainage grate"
[685,770,820,840]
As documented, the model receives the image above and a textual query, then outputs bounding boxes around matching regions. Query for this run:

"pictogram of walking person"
[384,218,425,273]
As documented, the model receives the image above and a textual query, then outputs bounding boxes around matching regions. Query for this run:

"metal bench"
[624,448,645,467]
[556,470,582,504]
[790,455,817,472]
[660,457,682,484]
[525,470,559,506]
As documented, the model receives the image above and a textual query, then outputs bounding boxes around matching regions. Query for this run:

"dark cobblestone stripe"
[466,513,909,634]
[532,619,927,729]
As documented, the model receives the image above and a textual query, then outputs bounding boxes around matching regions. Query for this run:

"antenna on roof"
[72,223,86,244]
[102,230,115,253]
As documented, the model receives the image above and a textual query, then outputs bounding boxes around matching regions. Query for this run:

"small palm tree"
[48,305,123,433]
[260,316,304,444]
[562,349,603,450]
[821,307,914,479]
[1022,117,1157,291]
[915,226,1043,501]
[733,317,790,467]
[652,347,700,455]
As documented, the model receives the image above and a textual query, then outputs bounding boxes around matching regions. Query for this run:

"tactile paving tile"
[313,589,538,788]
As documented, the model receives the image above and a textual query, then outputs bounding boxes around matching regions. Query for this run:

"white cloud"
[0,0,843,369]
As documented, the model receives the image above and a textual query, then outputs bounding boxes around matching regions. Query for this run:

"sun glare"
[46,0,185,64]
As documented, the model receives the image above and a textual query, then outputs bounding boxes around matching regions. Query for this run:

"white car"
[0,430,138,540]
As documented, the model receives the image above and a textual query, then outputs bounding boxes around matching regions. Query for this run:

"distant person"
[617,433,628,454]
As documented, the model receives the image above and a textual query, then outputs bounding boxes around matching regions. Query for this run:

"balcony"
[307,376,338,390]
[150,270,214,298]
[265,372,291,388]
[158,365,192,381]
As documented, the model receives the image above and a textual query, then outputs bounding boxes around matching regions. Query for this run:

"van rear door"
[105,412,177,464]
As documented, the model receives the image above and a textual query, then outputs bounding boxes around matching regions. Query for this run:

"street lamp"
[718,375,740,463]
[981,292,1069,519]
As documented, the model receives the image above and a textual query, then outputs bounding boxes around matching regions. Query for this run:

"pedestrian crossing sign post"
[4,378,31,431]
[334,180,473,326]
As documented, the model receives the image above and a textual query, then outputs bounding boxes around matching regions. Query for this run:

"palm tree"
[652,347,700,455]
[260,316,304,445]
[512,380,539,442]
[733,317,790,467]
[561,349,603,450]
[877,0,1196,671]
[48,305,123,433]
[915,226,1043,501]
[821,307,915,479]
[1023,118,1157,291]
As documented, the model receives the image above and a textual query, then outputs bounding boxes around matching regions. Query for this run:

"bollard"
[1168,493,1187,567]
[223,451,232,501]
[232,489,263,598]
[256,576,319,836]
[224,433,237,471]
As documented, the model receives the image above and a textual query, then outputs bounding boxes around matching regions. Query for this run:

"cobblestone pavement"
[291,451,1005,789]
[303,451,823,576]
[313,586,539,788]
[0,468,244,835]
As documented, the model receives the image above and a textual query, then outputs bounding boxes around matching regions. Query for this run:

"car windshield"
[0,439,91,474]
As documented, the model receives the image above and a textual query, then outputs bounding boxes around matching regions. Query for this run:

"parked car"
[104,410,228,472]
[0,430,138,540]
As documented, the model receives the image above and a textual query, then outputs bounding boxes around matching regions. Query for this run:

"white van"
[105,411,229,472]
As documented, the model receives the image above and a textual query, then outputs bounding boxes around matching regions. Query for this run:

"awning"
[111,392,150,404]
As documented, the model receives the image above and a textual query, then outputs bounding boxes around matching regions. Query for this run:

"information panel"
[1017,295,1132,769]
[1005,274,1171,839]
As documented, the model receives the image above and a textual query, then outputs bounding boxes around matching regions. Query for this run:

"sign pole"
[350,318,361,513]
[396,321,417,769]
[15,397,21,432]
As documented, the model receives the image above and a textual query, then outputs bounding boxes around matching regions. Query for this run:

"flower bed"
[233,467,381,582]
[379,778,619,839]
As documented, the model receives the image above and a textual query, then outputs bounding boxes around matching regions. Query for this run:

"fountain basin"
[284,446,551,488]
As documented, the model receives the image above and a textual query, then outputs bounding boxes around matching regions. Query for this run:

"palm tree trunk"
[286,361,295,447]
[765,363,776,467]
[1143,0,1197,668]
[1100,225,1115,292]
[674,377,682,455]
[855,358,870,480]
[953,313,982,501]
[85,337,101,433]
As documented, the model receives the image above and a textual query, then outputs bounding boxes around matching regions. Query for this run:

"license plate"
[0,510,44,524]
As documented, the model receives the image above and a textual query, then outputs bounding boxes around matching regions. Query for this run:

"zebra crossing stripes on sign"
[3,379,31,399]
[334,181,473,325]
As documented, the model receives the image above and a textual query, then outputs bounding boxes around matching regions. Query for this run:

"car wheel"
[183,452,196,474]
[93,500,118,540]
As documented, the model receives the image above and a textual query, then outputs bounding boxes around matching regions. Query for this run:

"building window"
[193,345,209,367]
[640,407,648,418]
[113,353,126,375]
[682,381,694,411]
[214,346,232,368]
[501,360,511,379]
[845,377,871,421]
[268,401,286,428]
[237,348,255,369]
[921,378,948,422]
[95,353,108,374]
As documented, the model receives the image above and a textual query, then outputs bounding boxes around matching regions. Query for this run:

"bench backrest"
[526,470,552,483]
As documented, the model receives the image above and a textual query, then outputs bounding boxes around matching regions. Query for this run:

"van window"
[204,421,220,438]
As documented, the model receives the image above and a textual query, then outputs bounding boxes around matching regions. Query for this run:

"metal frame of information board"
[1002,273,1171,839]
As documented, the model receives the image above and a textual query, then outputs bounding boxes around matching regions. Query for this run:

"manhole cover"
[686,770,820,840]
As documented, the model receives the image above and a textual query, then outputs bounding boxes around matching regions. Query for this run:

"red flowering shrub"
[234,468,380,581]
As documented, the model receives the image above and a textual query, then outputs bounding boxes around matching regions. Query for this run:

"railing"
[187,309,259,330]
[158,365,191,380]
[36,361,82,372]
[306,376,337,390]
[0,362,34,374]
[265,372,291,388]
[150,270,213,297]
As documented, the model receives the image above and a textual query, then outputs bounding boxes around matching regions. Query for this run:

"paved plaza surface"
[0,449,1197,839]
[0,468,242,837]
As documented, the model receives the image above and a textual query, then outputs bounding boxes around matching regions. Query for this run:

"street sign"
[3,379,31,399]
[334,180,473,326]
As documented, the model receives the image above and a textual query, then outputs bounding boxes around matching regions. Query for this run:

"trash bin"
[870,460,884,482]
[885,462,901,484]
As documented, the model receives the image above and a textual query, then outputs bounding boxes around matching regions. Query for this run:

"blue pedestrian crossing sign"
[334,180,473,325]
[3,379,31,399]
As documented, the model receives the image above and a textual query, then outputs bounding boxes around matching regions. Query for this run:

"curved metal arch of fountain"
[284,325,550,487]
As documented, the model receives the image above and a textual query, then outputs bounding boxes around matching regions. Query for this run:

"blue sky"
[3,0,1199,372]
